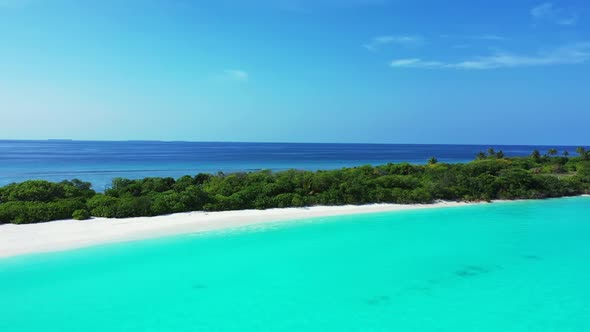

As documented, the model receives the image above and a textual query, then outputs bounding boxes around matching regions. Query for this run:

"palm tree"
[576,147,586,156]
[496,150,505,159]
[428,157,438,165]
[563,150,570,157]
[487,147,495,156]
[531,149,541,162]
[548,148,558,156]
[476,151,486,160]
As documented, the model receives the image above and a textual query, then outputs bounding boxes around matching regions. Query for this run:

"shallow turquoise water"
[1,197,590,331]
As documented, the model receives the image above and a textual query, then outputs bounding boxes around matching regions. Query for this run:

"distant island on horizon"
[2,139,588,146]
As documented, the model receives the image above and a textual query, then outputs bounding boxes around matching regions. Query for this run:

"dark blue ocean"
[0,140,577,190]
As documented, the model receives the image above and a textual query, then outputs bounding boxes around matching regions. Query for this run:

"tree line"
[1,148,589,224]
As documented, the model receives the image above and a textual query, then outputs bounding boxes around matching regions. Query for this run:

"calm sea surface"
[0,140,578,189]
[1,197,589,331]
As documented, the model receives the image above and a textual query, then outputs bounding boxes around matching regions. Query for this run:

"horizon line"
[0,139,587,148]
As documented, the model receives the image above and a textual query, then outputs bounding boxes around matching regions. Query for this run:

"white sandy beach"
[0,201,478,258]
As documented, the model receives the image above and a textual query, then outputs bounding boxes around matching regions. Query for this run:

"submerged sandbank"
[0,201,479,258]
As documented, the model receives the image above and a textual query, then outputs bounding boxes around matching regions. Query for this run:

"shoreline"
[0,201,479,258]
[1,196,588,259]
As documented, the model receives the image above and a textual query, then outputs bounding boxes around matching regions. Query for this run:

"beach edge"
[1,196,588,258]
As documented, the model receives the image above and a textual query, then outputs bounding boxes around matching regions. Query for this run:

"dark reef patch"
[455,265,489,278]
[523,255,541,260]
[366,295,390,306]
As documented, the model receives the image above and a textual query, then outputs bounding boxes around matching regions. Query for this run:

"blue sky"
[1,0,589,145]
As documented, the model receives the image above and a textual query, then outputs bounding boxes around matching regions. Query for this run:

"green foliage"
[87,194,151,218]
[0,199,86,224]
[0,179,94,203]
[576,147,590,161]
[531,149,541,162]
[1,152,589,224]
[72,209,91,220]
[0,179,94,224]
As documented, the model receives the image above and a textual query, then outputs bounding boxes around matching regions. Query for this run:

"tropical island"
[1,148,589,225]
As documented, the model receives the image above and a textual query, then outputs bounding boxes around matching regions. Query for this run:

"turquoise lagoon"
[1,197,589,331]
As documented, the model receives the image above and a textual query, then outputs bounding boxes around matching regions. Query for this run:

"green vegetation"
[72,209,91,220]
[0,180,94,224]
[1,149,589,224]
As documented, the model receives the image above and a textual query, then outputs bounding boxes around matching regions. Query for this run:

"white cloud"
[532,3,554,18]
[224,69,249,81]
[531,2,578,25]
[390,58,444,68]
[557,16,578,26]
[363,35,423,51]
[389,43,590,70]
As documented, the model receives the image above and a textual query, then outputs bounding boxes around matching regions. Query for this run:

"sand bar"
[1,201,483,258]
